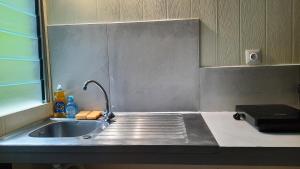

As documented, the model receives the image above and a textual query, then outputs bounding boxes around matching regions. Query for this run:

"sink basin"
[29,121,101,137]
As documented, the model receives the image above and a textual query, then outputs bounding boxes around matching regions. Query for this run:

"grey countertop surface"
[0,112,300,165]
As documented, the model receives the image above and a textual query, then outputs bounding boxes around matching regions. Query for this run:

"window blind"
[0,0,43,116]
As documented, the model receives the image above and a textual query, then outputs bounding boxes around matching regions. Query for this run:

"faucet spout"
[83,80,115,121]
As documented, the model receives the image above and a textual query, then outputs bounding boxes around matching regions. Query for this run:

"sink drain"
[82,135,92,139]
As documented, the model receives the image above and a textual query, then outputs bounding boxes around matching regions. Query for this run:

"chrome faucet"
[83,80,115,121]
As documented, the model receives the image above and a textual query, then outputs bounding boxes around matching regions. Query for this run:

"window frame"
[36,0,52,103]
[35,0,45,102]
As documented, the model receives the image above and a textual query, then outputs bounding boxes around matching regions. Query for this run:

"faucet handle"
[105,111,115,121]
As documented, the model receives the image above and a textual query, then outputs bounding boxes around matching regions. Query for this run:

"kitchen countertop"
[0,112,300,165]
[201,112,300,147]
[0,112,217,146]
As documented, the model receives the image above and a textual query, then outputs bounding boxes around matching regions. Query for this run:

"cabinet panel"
[192,0,217,66]
[120,0,143,21]
[72,0,97,23]
[143,0,167,20]
[240,0,266,64]
[266,0,292,64]
[167,0,191,19]
[97,0,120,22]
[294,0,300,62]
[217,0,240,66]
[46,0,75,24]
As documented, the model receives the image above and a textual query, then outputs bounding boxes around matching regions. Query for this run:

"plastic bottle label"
[55,102,65,113]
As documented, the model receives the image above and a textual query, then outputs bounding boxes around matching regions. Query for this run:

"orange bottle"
[53,84,66,118]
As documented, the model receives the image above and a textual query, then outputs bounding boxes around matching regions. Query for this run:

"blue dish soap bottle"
[66,96,79,118]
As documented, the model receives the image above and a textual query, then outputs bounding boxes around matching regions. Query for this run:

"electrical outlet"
[245,49,261,65]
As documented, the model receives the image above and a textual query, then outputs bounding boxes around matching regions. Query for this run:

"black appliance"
[234,104,300,132]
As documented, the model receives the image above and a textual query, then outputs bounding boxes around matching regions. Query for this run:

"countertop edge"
[1,112,300,165]
[1,146,300,165]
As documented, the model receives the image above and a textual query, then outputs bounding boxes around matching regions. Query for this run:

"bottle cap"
[57,84,63,90]
[68,95,74,102]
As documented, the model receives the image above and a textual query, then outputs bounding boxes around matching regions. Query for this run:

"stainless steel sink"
[94,113,189,144]
[29,121,102,137]
[0,112,217,147]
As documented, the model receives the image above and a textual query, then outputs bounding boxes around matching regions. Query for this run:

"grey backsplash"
[48,20,300,112]
[49,24,109,111]
[107,20,200,112]
[200,66,299,111]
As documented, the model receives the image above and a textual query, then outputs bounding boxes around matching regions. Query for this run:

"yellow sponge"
[86,111,102,120]
[75,111,91,120]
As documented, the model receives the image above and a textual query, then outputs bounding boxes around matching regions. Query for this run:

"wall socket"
[245,49,261,65]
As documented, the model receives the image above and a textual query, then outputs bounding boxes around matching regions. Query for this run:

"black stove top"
[234,104,300,132]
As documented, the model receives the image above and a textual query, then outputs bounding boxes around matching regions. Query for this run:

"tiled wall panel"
[199,66,299,111]
[48,20,200,112]
[48,24,109,111]
[108,20,200,111]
